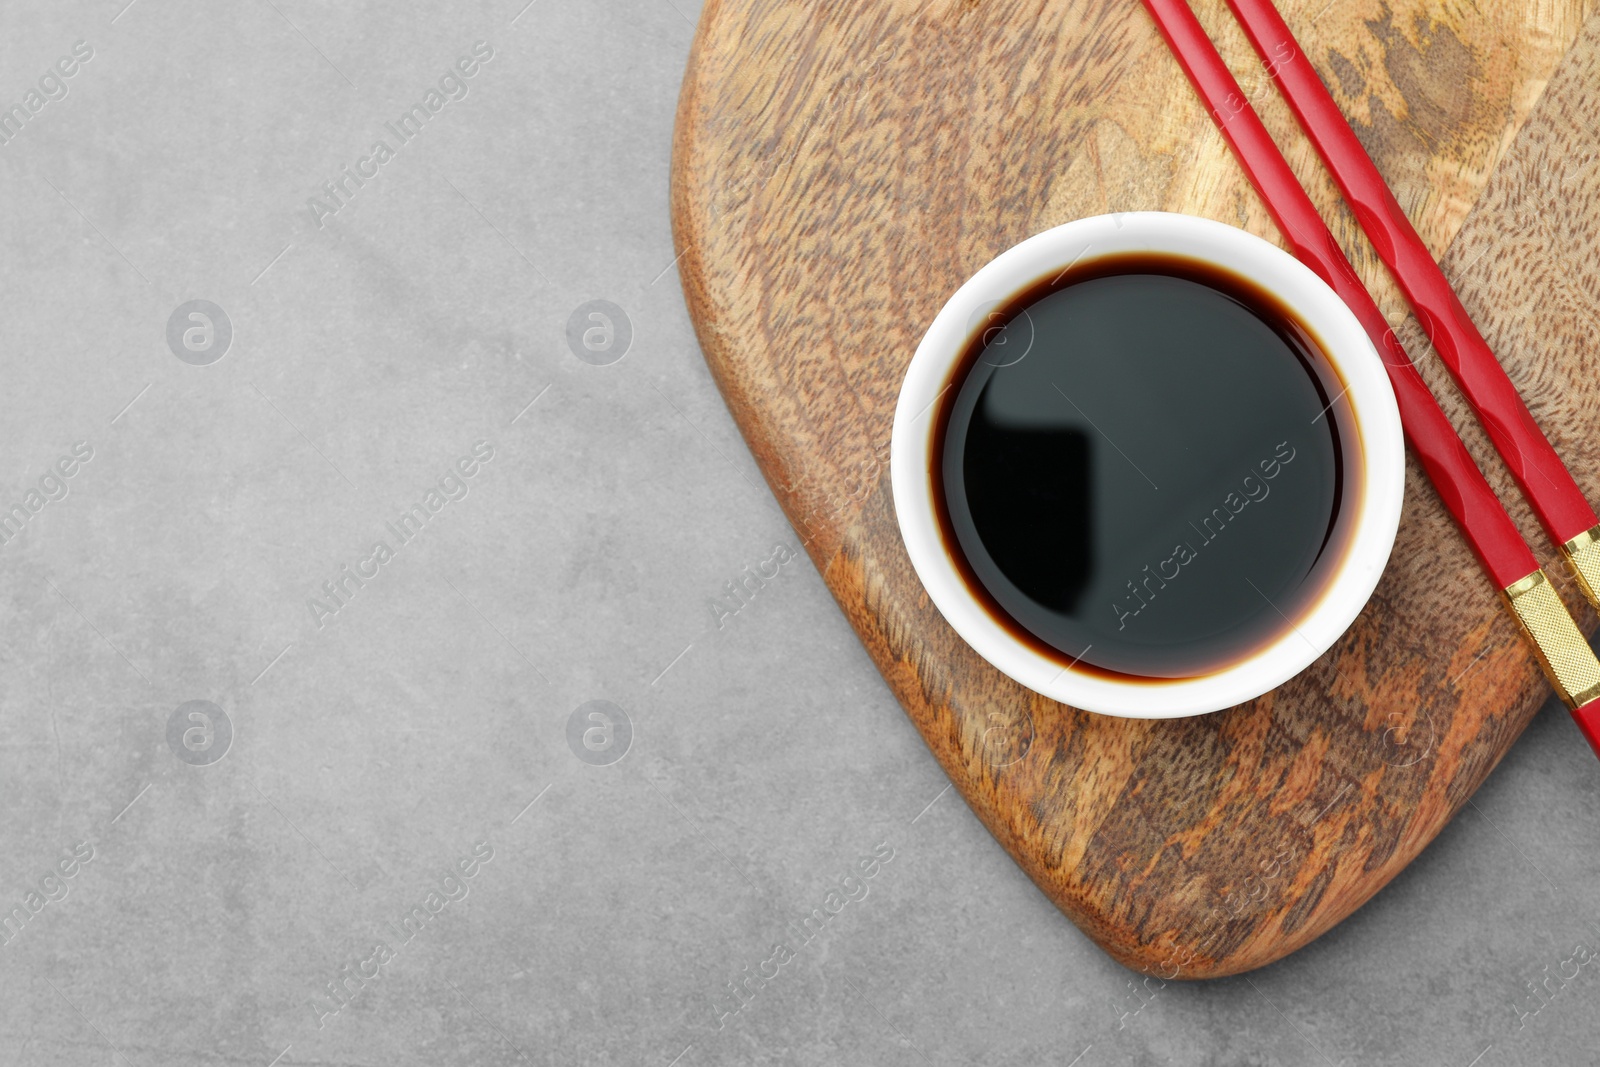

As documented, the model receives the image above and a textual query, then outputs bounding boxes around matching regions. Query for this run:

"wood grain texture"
[672,0,1600,976]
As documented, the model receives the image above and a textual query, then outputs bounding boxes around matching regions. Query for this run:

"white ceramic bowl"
[890,211,1404,718]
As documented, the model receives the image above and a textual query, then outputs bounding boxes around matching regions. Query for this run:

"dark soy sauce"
[933,253,1363,680]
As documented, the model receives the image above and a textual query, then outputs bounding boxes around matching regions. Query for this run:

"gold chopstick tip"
[1561,524,1600,610]
[1502,567,1600,708]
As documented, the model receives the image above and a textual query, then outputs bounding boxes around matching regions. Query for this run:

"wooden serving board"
[672,0,1600,976]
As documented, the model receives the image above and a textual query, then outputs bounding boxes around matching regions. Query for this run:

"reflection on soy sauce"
[961,418,1093,615]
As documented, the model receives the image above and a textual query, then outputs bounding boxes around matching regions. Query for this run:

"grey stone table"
[0,1,1596,1064]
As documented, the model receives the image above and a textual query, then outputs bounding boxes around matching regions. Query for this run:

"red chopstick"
[1139,0,1529,586]
[1223,0,1600,604]
[1139,0,1600,752]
